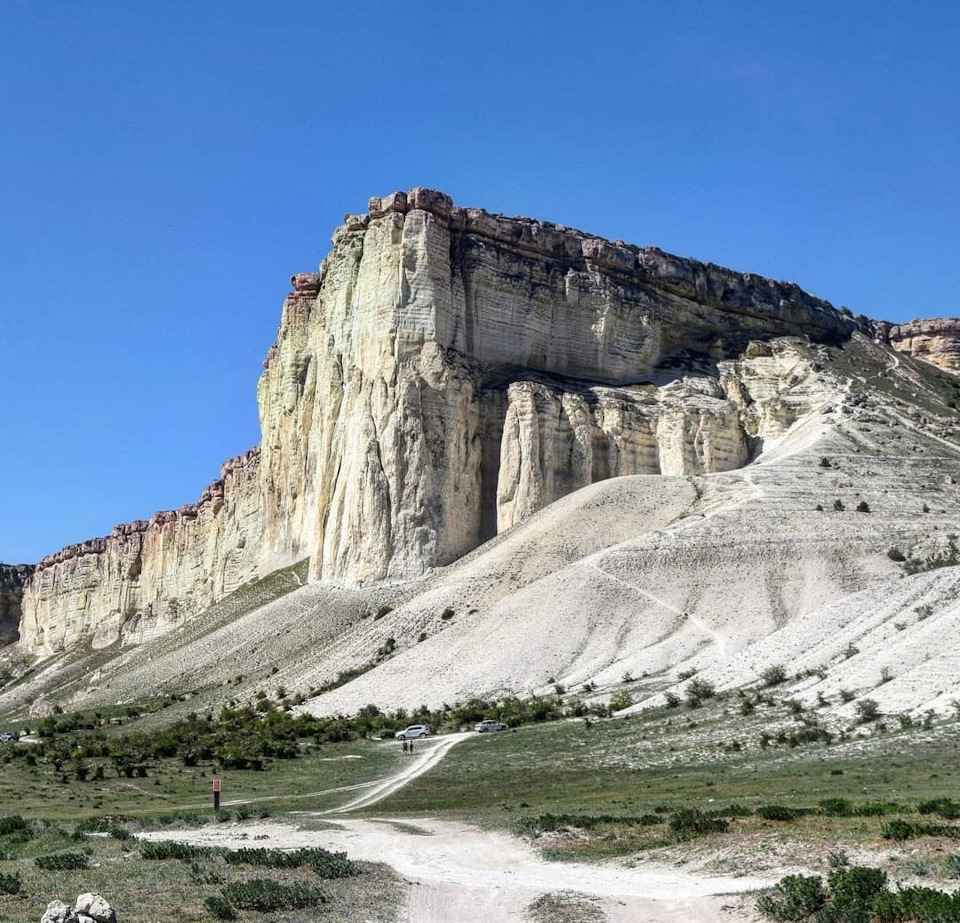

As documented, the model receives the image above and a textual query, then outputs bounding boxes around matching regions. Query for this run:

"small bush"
[140,840,219,861]
[664,691,681,708]
[0,872,21,895]
[757,805,798,822]
[0,816,30,837]
[35,851,88,870]
[668,809,728,840]
[761,665,788,687]
[203,895,237,920]
[224,846,358,879]
[685,678,716,707]
[887,548,906,562]
[918,798,960,820]
[856,500,870,513]
[220,880,327,912]
[756,874,827,921]
[834,499,845,511]
[855,699,881,723]
[440,608,455,621]
[609,691,632,712]
[944,855,960,879]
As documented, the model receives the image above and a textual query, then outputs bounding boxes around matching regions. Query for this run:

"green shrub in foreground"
[223,846,358,878]
[757,866,960,923]
[140,840,220,861]
[755,874,827,921]
[0,872,21,895]
[203,895,237,920]
[35,851,88,871]
[220,879,327,911]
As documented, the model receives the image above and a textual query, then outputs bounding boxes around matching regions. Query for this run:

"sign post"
[213,776,221,812]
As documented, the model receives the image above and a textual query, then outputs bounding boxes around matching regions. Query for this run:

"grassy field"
[361,698,960,871]
[0,737,402,820]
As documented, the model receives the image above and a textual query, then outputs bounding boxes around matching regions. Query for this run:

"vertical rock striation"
[21,188,860,653]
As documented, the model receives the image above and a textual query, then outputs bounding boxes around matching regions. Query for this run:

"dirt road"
[140,732,770,921]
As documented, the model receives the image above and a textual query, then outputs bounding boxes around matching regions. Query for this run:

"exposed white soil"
[141,816,769,922]
[139,733,770,922]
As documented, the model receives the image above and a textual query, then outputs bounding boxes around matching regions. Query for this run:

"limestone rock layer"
[883,318,960,373]
[21,188,862,653]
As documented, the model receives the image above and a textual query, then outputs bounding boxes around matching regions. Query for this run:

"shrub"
[204,895,237,919]
[944,855,960,879]
[440,608,455,621]
[855,699,881,723]
[918,798,960,820]
[373,605,392,621]
[757,805,798,822]
[220,879,327,911]
[856,500,870,513]
[834,499,845,511]
[224,846,358,879]
[685,678,716,707]
[756,874,827,921]
[0,816,29,837]
[820,457,832,468]
[35,851,88,870]
[609,691,632,712]
[0,872,21,895]
[668,809,728,840]
[140,840,219,861]
[664,691,680,708]
[761,665,788,687]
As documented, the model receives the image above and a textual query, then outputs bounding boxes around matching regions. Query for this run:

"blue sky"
[1,1,958,564]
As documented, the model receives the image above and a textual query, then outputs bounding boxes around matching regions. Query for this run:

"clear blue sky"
[2,1,958,564]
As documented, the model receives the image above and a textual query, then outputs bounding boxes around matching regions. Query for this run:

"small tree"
[834,499,845,512]
[856,500,870,513]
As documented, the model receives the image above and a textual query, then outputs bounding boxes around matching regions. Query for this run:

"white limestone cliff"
[20,188,861,653]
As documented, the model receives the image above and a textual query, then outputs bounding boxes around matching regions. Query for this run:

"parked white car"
[475,719,508,733]
[395,724,432,739]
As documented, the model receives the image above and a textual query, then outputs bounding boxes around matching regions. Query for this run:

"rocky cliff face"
[882,318,960,373]
[20,188,861,654]
[0,564,33,645]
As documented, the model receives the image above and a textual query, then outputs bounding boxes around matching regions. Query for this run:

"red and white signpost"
[213,776,221,812]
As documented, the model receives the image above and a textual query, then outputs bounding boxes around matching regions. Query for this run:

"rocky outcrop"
[21,450,261,652]
[20,188,860,653]
[882,318,960,373]
[41,893,116,923]
[0,564,33,644]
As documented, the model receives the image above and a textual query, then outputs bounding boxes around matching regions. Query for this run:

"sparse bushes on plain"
[761,664,788,687]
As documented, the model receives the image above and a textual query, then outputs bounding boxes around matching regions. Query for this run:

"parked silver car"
[394,724,432,739]
[475,719,508,733]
